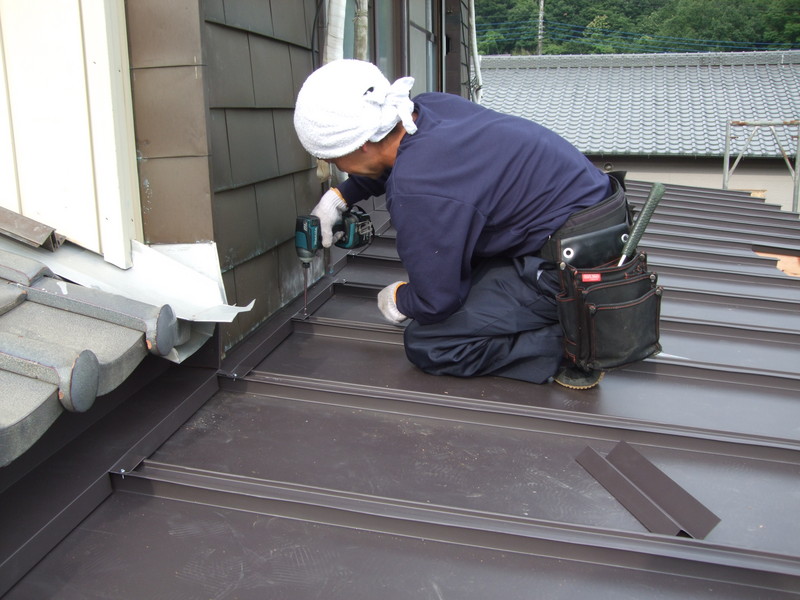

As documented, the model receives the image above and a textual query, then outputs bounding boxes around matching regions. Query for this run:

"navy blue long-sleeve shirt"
[337,92,611,325]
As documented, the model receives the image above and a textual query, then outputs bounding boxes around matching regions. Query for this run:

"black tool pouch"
[556,252,662,371]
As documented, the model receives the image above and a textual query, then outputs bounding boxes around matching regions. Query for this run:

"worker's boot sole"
[553,367,605,390]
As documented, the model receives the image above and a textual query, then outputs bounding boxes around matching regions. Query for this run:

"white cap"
[294,59,417,159]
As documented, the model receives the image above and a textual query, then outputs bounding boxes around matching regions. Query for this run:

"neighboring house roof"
[479,51,800,157]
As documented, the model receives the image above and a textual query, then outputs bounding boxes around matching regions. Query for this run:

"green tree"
[477,0,674,54]
[478,29,508,54]
[583,15,616,54]
[506,0,540,54]
[764,0,800,45]
[654,0,757,50]
[476,0,531,54]
[475,0,799,54]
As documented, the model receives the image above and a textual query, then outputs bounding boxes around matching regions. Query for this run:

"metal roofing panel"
[8,181,800,597]
[14,487,799,600]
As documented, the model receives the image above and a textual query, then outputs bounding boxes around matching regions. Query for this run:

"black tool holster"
[543,172,663,371]
[556,253,662,371]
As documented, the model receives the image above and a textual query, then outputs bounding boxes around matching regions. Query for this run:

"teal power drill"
[294,208,374,315]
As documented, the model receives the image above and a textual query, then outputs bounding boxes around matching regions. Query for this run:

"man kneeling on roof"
[293,59,631,390]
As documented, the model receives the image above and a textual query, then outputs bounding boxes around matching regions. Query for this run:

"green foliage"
[763,0,800,45]
[475,0,800,55]
[475,0,538,55]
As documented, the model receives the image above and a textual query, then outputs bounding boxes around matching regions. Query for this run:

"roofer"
[293,59,632,390]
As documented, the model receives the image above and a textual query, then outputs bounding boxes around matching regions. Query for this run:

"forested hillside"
[476,0,800,55]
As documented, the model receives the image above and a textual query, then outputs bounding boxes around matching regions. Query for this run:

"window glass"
[374,0,396,80]
[409,0,430,28]
[409,0,435,92]
[343,1,355,59]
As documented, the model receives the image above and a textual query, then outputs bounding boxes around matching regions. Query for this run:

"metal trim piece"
[577,441,720,539]
[0,206,64,251]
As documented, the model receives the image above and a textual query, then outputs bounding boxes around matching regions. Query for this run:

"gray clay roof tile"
[479,51,800,157]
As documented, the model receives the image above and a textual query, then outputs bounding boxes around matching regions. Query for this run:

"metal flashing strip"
[0,207,64,251]
[219,279,336,379]
[0,237,252,323]
[577,441,720,539]
[224,374,800,464]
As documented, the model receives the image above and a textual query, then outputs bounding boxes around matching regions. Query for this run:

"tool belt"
[556,252,662,371]
[542,173,663,371]
[538,172,632,268]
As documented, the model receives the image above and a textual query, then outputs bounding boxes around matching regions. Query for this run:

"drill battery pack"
[295,206,374,260]
[334,206,374,249]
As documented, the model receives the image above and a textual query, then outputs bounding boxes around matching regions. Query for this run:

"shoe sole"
[553,371,605,390]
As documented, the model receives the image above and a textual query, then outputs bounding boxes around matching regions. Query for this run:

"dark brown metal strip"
[0,206,64,250]
[575,446,683,536]
[607,441,721,539]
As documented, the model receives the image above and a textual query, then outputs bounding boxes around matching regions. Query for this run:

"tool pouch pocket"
[556,252,662,371]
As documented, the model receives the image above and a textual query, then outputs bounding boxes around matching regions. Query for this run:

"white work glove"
[311,188,347,248]
[378,281,408,324]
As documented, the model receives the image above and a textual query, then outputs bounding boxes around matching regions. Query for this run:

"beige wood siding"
[0,0,141,268]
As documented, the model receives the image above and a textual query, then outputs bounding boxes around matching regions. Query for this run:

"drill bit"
[302,264,309,318]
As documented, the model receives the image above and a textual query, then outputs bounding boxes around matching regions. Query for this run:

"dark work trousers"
[403,255,562,384]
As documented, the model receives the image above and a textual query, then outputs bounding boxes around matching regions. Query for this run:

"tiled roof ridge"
[480,50,800,69]
[0,246,184,466]
[0,333,100,413]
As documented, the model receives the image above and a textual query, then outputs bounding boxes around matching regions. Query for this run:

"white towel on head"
[294,59,417,160]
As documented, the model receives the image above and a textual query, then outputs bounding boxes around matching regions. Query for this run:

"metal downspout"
[353,0,369,61]
[324,0,347,64]
[468,0,482,103]
[315,0,347,183]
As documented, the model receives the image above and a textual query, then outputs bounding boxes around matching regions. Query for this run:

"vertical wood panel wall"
[0,0,140,268]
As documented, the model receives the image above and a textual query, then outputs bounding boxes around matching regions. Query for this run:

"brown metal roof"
[3,182,800,598]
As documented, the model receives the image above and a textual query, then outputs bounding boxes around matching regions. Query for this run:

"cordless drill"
[294,208,374,263]
[294,208,374,315]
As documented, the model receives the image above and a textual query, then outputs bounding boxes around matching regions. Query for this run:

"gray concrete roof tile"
[0,249,52,286]
[0,370,60,468]
[480,51,800,157]
[0,245,183,467]
[0,283,25,315]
